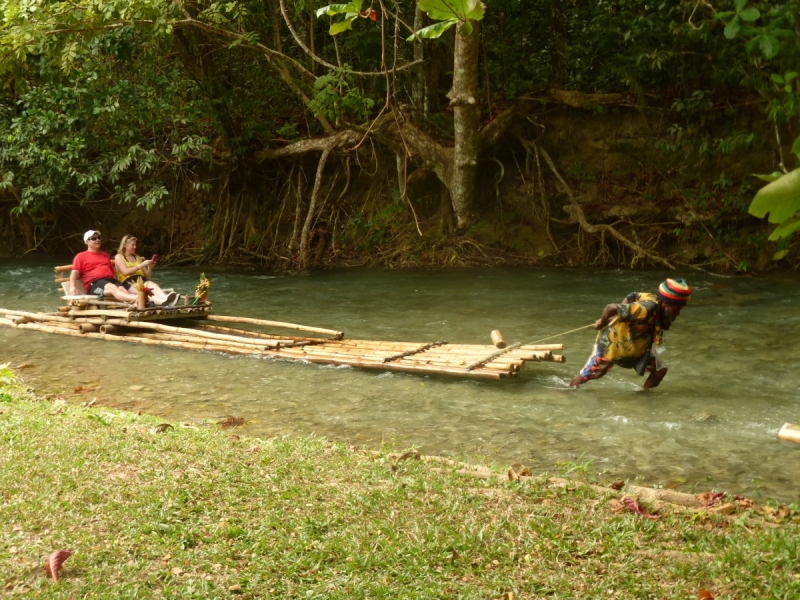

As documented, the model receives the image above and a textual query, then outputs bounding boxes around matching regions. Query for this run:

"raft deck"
[0,303,564,380]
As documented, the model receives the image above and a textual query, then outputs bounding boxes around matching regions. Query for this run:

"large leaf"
[406,18,459,41]
[792,135,800,162]
[316,2,361,17]
[416,0,485,22]
[768,214,800,241]
[749,167,800,223]
[329,14,357,35]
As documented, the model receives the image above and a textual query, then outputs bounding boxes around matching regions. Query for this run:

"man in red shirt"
[69,230,138,302]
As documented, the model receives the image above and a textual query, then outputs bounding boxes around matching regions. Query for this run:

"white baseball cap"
[83,230,101,242]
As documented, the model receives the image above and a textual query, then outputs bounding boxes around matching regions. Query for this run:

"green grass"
[1,366,799,599]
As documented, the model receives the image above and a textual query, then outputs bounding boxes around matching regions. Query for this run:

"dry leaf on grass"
[218,416,245,428]
[43,549,72,582]
[697,590,715,599]
[622,496,660,520]
[696,491,724,507]
[507,463,532,481]
[608,498,625,513]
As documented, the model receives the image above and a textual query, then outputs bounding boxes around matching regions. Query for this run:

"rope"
[524,319,617,346]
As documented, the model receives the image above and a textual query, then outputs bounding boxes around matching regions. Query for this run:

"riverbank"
[2,366,799,598]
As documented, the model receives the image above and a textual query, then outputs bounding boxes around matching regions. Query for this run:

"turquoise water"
[1,262,799,502]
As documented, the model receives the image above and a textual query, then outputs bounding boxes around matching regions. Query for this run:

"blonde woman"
[114,235,177,306]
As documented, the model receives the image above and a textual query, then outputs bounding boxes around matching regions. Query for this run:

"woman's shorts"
[87,277,123,296]
[121,275,150,290]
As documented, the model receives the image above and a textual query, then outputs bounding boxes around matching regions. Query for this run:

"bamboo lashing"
[466,343,524,371]
[382,340,447,363]
[206,315,343,339]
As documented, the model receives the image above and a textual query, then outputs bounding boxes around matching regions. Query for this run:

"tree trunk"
[448,24,481,229]
[300,148,331,269]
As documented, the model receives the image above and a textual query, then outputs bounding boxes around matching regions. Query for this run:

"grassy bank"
[1,366,799,599]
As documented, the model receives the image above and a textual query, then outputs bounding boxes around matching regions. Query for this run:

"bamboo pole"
[206,314,344,339]
[490,330,506,349]
[193,323,325,343]
[106,319,294,348]
[54,264,73,273]
[520,344,564,351]
[69,309,131,318]
[80,323,100,333]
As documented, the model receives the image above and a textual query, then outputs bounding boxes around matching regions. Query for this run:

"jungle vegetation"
[0,0,798,271]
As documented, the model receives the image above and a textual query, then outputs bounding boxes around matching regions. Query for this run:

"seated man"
[69,230,139,303]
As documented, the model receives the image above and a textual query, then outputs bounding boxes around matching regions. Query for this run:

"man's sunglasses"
[88,236,101,241]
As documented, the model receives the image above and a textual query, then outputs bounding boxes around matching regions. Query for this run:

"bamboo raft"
[0,266,566,381]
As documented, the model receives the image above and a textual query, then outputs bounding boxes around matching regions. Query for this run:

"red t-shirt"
[73,250,114,285]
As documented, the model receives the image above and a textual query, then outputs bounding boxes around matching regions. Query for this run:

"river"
[1,261,798,503]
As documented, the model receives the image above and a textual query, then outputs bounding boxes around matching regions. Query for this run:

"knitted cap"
[657,278,691,304]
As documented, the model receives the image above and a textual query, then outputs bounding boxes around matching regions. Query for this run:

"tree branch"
[278,0,422,77]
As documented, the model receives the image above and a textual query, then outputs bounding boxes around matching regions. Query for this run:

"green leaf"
[406,19,458,41]
[733,0,747,11]
[773,249,790,260]
[758,35,780,58]
[329,14,357,35]
[316,2,360,17]
[416,0,485,22]
[752,171,784,183]
[724,16,740,39]
[792,136,800,162]
[458,20,473,36]
[749,168,800,223]
[786,72,798,84]
[738,7,760,22]
[771,73,785,85]
[769,215,800,242]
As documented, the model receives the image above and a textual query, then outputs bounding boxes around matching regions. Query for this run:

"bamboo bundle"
[206,314,344,339]
[0,304,565,379]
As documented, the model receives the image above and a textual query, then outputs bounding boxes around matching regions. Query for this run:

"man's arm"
[69,269,80,295]
[595,303,619,330]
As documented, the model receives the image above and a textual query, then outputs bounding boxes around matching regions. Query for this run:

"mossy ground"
[1,366,798,599]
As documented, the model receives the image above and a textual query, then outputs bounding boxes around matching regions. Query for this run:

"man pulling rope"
[569,278,691,389]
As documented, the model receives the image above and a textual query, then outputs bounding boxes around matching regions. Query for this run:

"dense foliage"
[0,0,798,267]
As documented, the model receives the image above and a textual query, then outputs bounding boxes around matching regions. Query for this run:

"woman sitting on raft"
[114,235,178,306]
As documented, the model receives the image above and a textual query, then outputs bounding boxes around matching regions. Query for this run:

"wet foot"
[643,367,668,390]
[569,374,585,388]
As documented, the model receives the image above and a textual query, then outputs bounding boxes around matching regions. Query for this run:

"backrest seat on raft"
[54,263,117,301]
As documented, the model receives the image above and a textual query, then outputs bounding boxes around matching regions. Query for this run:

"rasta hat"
[657,278,691,304]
